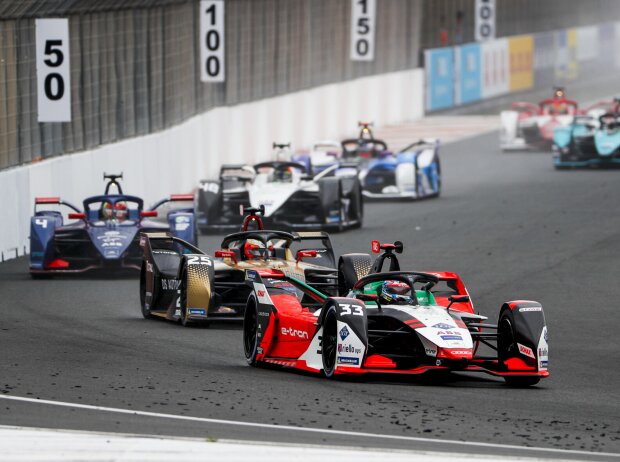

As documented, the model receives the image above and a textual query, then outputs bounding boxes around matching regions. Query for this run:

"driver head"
[379,280,413,305]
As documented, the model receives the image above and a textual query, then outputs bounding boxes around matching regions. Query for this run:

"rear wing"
[34,196,81,214]
[139,231,203,256]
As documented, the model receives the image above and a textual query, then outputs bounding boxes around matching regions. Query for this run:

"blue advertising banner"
[425,48,454,111]
[456,43,481,105]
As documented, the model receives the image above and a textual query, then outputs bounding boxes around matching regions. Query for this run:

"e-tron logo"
[281,327,309,339]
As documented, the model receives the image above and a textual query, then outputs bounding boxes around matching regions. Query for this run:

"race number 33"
[35,18,71,122]
[200,0,225,82]
[350,0,376,61]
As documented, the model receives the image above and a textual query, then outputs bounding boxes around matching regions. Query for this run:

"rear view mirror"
[140,210,158,218]
[215,250,237,264]
[296,250,317,262]
[68,212,86,220]
[447,295,470,309]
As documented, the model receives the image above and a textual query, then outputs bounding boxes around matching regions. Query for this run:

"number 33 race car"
[242,241,549,386]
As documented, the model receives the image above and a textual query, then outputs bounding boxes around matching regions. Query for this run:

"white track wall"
[0,68,424,261]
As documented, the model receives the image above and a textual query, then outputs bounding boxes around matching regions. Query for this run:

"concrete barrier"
[0,68,424,261]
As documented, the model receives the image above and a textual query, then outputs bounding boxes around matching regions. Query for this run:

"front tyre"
[243,295,259,366]
[497,309,540,387]
[322,305,338,378]
[139,263,152,319]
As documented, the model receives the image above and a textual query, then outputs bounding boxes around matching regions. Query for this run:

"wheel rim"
[323,309,337,374]
[244,301,258,359]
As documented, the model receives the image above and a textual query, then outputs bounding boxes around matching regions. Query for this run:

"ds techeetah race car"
[139,207,339,325]
[29,173,196,276]
[242,241,549,386]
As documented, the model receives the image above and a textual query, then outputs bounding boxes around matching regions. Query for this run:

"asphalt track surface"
[2,104,620,460]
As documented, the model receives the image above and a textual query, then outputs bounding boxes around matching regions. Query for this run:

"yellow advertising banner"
[509,35,534,91]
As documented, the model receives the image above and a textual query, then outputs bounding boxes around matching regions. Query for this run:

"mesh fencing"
[1,0,620,170]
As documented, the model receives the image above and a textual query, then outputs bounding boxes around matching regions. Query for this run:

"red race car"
[501,87,579,151]
[243,241,549,386]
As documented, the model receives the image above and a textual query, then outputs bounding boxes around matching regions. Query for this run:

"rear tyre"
[243,295,259,366]
[498,309,540,387]
[139,263,152,319]
[180,268,191,327]
[321,305,338,378]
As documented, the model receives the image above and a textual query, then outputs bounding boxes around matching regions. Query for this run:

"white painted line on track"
[0,425,564,462]
[1,394,618,459]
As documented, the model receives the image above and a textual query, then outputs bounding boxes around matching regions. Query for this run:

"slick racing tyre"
[243,294,259,366]
[497,308,540,387]
[180,268,192,327]
[139,263,152,319]
[321,304,338,378]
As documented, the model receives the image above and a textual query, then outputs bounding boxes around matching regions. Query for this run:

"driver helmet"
[244,239,266,259]
[114,202,128,221]
[101,201,114,220]
[379,280,413,305]
[274,167,293,182]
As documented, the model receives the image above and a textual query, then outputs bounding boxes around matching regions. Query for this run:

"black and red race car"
[243,241,549,386]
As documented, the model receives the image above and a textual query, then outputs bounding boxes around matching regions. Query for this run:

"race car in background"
[139,207,339,325]
[553,98,620,168]
[242,239,549,386]
[501,87,579,151]
[196,145,363,233]
[30,173,197,277]
[292,122,441,200]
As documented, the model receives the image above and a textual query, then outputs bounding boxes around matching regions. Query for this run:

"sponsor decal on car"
[433,323,455,329]
[441,335,463,341]
[519,306,542,312]
[161,279,181,290]
[258,311,270,318]
[425,347,437,356]
[188,308,206,315]
[281,327,309,339]
[518,342,535,359]
[337,344,362,355]
[339,325,350,341]
[254,283,272,305]
[336,356,360,365]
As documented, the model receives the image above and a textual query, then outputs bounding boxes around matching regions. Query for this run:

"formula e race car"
[292,123,441,200]
[29,173,197,277]
[553,99,620,168]
[242,240,549,386]
[139,207,339,325]
[196,146,363,233]
[501,87,579,151]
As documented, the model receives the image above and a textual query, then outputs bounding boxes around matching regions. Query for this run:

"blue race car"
[293,123,441,200]
[29,173,197,277]
[553,99,620,168]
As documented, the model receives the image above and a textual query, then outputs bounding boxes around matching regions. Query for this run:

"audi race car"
[293,123,441,200]
[553,99,620,168]
[30,173,197,277]
[501,87,580,151]
[196,149,363,233]
[242,240,549,386]
[139,208,339,325]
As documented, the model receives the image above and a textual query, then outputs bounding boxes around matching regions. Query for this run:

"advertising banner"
[555,29,578,81]
[455,44,481,105]
[481,38,508,98]
[508,35,534,92]
[576,26,598,62]
[425,48,454,111]
[533,31,555,89]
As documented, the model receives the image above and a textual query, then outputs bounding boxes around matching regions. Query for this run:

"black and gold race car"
[139,208,339,326]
